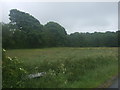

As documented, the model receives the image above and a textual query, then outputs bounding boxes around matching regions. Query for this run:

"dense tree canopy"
[2,9,119,49]
[9,9,43,33]
[42,22,67,47]
[67,32,118,47]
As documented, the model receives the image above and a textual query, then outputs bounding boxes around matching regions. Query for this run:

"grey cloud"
[2,2,118,33]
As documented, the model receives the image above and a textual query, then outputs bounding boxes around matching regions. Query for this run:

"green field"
[6,47,118,88]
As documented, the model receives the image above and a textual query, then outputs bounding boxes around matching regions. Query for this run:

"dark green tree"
[9,9,43,33]
[6,9,44,48]
[2,9,118,49]
[2,23,15,49]
[42,22,67,47]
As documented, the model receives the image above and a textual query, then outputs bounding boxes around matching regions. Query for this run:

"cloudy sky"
[1,2,118,34]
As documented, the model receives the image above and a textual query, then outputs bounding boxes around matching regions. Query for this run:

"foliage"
[2,49,27,88]
[9,9,43,33]
[2,9,119,49]
[2,9,118,88]
[7,47,118,88]
[42,22,67,47]
[68,31,118,47]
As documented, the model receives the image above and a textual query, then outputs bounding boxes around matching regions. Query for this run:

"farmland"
[6,47,118,88]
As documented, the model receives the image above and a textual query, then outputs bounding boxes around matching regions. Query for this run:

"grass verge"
[7,47,118,88]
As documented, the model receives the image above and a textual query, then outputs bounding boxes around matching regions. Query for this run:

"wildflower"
[3,49,6,52]
[7,57,12,61]
[35,67,38,69]
[19,68,22,70]
[14,57,17,59]
[65,80,67,84]
[19,68,27,73]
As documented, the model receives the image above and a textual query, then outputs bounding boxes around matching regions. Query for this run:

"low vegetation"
[2,49,27,88]
[6,47,118,88]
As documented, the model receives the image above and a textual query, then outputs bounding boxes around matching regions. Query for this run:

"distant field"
[7,47,118,88]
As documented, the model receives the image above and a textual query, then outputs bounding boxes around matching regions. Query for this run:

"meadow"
[6,47,118,88]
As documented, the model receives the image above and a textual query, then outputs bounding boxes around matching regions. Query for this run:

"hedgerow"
[2,49,27,88]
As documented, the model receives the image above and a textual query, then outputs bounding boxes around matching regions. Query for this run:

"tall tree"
[42,22,67,47]
[2,23,15,49]
[8,9,44,48]
[2,9,118,49]
[9,9,43,33]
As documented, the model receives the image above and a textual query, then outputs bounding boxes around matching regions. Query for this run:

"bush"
[2,49,27,88]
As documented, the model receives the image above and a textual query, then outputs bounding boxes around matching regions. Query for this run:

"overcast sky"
[1,2,118,34]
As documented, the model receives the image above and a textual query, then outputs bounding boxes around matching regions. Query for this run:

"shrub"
[2,49,27,88]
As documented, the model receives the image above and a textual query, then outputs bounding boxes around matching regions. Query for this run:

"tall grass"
[7,47,118,88]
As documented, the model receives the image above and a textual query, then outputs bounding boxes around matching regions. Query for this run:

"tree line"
[2,9,119,49]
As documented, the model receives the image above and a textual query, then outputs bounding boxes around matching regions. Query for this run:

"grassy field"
[6,47,118,88]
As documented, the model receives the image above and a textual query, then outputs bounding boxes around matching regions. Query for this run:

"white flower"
[3,49,6,52]
[7,57,12,61]
[19,68,22,70]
